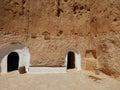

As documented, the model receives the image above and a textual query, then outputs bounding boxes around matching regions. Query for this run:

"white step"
[28,66,66,73]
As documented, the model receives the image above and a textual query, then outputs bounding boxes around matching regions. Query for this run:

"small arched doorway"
[7,52,19,72]
[65,49,81,70]
[67,52,75,69]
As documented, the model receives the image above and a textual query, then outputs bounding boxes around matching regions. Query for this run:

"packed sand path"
[0,70,120,90]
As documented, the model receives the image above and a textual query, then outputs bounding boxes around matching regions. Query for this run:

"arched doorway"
[7,52,19,72]
[67,52,75,69]
[0,43,30,73]
[65,49,81,70]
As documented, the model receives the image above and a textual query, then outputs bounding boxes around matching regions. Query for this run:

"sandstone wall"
[0,0,120,76]
[0,0,29,44]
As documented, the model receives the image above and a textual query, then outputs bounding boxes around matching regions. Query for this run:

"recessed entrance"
[65,49,81,70]
[67,52,75,69]
[7,52,19,72]
[0,43,30,73]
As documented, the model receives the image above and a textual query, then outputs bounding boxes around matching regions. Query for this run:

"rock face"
[0,0,120,76]
[0,0,28,44]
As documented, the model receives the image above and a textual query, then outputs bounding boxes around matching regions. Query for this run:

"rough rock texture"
[0,0,120,76]
[0,0,28,44]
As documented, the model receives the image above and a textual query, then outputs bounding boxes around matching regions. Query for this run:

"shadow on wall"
[0,43,30,73]
[85,50,97,59]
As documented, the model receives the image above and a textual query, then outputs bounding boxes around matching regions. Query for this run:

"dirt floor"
[0,70,120,90]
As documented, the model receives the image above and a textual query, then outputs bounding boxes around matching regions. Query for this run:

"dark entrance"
[7,52,19,72]
[67,52,75,69]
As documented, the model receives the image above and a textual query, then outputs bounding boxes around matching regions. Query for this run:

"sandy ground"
[0,70,120,90]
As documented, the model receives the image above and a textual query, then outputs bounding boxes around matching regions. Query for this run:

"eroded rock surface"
[0,0,120,76]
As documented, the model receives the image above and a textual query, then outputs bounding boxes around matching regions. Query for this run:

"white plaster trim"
[28,67,66,73]
[0,44,30,73]
[65,50,81,70]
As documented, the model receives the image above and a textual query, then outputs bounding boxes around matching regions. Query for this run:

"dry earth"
[0,70,120,90]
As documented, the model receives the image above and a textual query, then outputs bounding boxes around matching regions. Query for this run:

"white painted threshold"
[28,66,66,73]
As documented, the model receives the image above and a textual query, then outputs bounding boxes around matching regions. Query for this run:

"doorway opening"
[65,49,81,70]
[67,52,75,69]
[7,52,19,72]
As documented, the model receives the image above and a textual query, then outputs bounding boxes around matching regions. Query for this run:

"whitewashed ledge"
[28,66,66,73]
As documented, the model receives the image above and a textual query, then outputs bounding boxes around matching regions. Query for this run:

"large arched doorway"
[7,52,19,72]
[0,43,30,73]
[67,52,75,69]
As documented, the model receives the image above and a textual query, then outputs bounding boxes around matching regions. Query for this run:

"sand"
[0,70,120,90]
